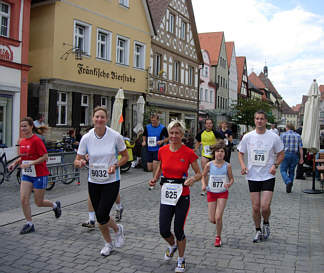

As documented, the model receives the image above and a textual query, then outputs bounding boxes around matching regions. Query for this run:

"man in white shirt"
[237,111,284,243]
[269,124,279,135]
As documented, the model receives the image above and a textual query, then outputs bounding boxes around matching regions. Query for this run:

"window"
[168,12,175,33]
[153,53,162,76]
[116,35,129,65]
[180,20,186,40]
[57,92,67,125]
[205,89,208,103]
[217,96,220,108]
[200,88,203,101]
[134,41,145,69]
[0,2,10,37]
[210,90,213,103]
[217,75,220,85]
[119,0,129,7]
[204,66,208,77]
[74,20,91,55]
[101,96,107,107]
[97,29,111,60]
[80,95,89,125]
[173,61,180,82]
[188,66,194,86]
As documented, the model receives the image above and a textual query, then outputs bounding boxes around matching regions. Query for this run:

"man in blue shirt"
[280,124,304,193]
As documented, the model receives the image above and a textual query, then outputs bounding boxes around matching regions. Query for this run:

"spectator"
[33,113,45,129]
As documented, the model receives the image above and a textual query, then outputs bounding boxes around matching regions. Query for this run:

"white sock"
[26,221,33,226]
[178,256,184,263]
[89,212,95,222]
[52,202,57,209]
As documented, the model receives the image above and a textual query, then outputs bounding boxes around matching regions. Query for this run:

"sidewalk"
[0,152,323,272]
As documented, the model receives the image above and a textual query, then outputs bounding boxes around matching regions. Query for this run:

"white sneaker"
[253,230,263,243]
[100,243,113,256]
[262,224,270,240]
[114,224,125,248]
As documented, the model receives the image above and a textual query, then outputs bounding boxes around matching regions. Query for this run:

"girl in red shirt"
[9,117,61,234]
[149,120,201,273]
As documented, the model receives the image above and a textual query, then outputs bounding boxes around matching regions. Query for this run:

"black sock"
[256,228,261,232]
[263,221,269,225]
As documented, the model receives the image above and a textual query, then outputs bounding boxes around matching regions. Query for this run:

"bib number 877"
[254,154,264,161]
[91,170,108,178]
[212,181,223,188]
[165,190,177,199]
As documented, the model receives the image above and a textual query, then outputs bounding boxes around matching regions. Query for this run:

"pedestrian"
[280,124,304,193]
[8,117,61,234]
[33,113,45,129]
[218,121,233,162]
[195,119,224,195]
[149,119,201,273]
[142,113,169,189]
[201,140,234,247]
[269,124,279,135]
[35,125,48,144]
[237,110,284,243]
[74,106,128,256]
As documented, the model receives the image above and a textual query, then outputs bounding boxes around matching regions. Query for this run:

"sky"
[191,0,324,107]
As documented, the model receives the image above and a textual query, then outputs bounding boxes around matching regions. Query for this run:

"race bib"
[251,150,269,166]
[21,160,36,177]
[90,164,109,182]
[148,136,157,147]
[204,145,212,156]
[161,183,183,206]
[208,174,227,193]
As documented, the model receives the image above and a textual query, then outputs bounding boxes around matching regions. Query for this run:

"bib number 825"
[165,190,177,199]
[91,169,108,178]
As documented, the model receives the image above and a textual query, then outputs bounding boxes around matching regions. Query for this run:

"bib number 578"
[254,154,264,161]
[165,190,177,199]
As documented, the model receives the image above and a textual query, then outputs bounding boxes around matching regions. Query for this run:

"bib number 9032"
[91,169,108,178]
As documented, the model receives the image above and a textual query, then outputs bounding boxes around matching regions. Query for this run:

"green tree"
[230,97,275,127]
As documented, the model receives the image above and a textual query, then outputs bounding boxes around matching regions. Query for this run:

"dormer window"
[0,2,10,37]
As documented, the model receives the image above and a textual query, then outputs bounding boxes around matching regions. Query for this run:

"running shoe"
[20,223,35,235]
[164,246,177,261]
[262,224,270,240]
[200,191,206,196]
[114,224,125,248]
[81,220,95,229]
[175,259,186,273]
[214,236,222,247]
[149,185,154,190]
[253,230,263,243]
[115,207,124,222]
[53,201,61,218]
[100,242,114,256]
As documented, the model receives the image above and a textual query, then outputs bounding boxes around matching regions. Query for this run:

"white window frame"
[180,20,186,40]
[168,12,175,33]
[174,61,180,82]
[57,92,67,126]
[116,35,130,65]
[73,20,91,56]
[0,1,10,37]
[133,41,145,69]
[153,53,162,76]
[188,66,194,86]
[96,28,111,61]
[119,0,129,8]
[80,95,89,126]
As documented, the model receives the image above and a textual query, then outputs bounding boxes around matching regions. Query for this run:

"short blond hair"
[167,119,186,135]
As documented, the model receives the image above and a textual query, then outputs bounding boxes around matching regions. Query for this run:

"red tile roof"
[248,72,266,89]
[258,72,282,99]
[281,100,296,114]
[225,41,234,69]
[292,104,301,112]
[198,32,224,65]
[236,56,246,94]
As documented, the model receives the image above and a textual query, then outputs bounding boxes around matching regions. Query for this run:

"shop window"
[134,41,145,69]
[153,53,162,76]
[80,95,89,126]
[74,20,91,55]
[101,96,107,107]
[97,28,111,60]
[119,0,129,8]
[0,1,9,37]
[116,35,129,65]
[0,95,12,146]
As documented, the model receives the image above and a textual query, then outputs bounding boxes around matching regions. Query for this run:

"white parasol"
[133,96,145,134]
[110,88,124,134]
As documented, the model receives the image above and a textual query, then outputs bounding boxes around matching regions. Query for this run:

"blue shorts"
[147,150,159,162]
[21,175,48,189]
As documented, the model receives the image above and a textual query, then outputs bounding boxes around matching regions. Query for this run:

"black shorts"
[248,178,275,192]
[147,150,158,162]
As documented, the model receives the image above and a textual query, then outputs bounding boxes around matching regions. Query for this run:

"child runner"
[201,140,234,247]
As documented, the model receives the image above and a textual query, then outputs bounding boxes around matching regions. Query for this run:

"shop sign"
[158,82,165,93]
[0,45,13,61]
[77,63,136,83]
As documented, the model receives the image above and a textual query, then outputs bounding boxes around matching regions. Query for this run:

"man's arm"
[238,152,248,175]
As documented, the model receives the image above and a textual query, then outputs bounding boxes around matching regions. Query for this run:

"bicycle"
[0,144,22,185]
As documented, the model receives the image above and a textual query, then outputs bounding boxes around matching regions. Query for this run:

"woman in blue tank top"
[201,140,234,247]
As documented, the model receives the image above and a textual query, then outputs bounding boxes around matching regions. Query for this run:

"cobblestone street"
[0,152,323,273]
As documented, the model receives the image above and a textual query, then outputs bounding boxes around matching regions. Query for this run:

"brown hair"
[21,117,34,127]
[286,123,295,131]
[210,140,226,159]
[93,106,108,118]
[254,110,268,120]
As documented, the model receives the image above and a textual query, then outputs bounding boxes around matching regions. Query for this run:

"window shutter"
[93,94,101,108]
[72,92,81,127]
[48,90,58,127]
